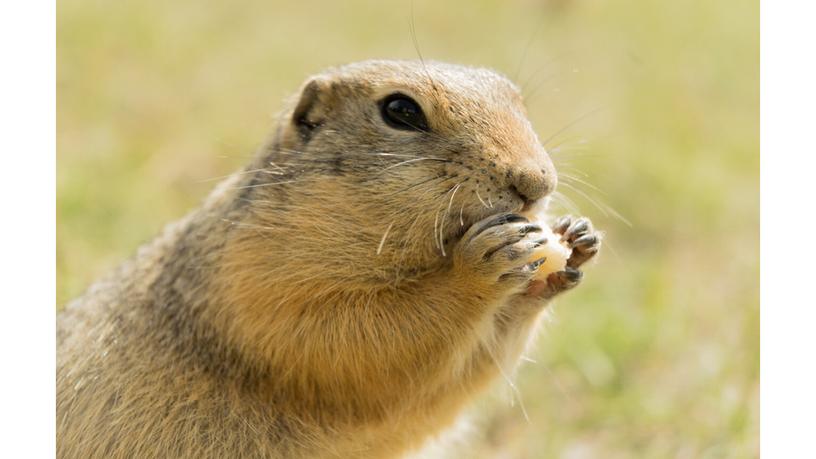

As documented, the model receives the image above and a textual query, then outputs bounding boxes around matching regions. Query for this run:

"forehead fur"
[322,60,523,109]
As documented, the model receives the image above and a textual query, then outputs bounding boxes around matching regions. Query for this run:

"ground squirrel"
[57,60,601,458]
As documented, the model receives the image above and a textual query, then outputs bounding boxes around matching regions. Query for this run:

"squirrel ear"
[291,77,334,142]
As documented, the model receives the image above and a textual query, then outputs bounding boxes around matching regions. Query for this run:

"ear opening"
[292,77,333,142]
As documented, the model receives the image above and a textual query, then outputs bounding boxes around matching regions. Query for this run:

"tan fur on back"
[57,60,573,458]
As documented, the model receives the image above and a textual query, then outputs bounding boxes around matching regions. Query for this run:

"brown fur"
[57,60,599,458]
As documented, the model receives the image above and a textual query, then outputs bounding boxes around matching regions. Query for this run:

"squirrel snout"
[509,164,557,204]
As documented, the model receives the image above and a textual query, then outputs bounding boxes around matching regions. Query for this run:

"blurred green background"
[57,0,758,457]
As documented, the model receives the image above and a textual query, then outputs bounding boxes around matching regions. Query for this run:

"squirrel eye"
[380,94,429,132]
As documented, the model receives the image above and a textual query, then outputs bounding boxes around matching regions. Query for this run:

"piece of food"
[525,224,571,279]
[522,204,572,280]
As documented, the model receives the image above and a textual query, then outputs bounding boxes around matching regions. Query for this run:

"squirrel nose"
[510,165,557,203]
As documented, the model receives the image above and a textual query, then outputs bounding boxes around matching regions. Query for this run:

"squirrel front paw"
[528,215,601,299]
[452,213,549,292]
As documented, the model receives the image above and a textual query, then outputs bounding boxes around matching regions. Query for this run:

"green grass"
[57,0,758,457]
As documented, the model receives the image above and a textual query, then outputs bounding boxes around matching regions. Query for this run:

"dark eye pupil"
[388,98,418,116]
[381,94,428,132]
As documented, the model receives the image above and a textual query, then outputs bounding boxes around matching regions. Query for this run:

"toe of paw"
[552,215,574,235]
[571,233,600,251]
[547,268,583,289]
[563,218,592,242]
